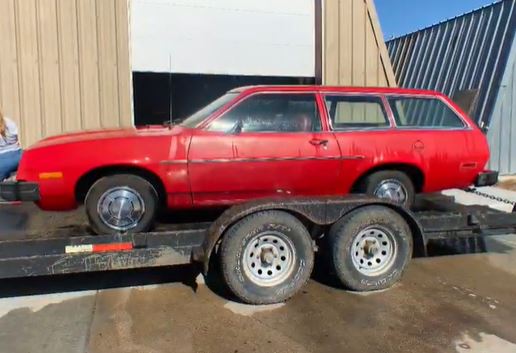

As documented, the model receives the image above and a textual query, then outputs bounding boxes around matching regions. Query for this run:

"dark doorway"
[133,72,315,126]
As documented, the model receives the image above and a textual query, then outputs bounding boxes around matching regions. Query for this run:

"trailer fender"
[194,197,426,274]
[375,204,427,257]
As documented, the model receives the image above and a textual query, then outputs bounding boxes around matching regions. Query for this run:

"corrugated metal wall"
[386,0,515,129]
[323,0,396,87]
[386,0,516,174]
[488,37,516,175]
[0,0,133,148]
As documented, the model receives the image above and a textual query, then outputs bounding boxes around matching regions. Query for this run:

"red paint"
[92,243,133,253]
[16,86,490,212]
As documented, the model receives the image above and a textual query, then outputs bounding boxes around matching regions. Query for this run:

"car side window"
[207,93,322,133]
[388,97,465,128]
[324,95,389,129]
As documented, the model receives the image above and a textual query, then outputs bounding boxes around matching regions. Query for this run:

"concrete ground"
[0,188,515,353]
[498,175,516,192]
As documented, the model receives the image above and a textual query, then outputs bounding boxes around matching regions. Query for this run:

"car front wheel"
[85,174,158,235]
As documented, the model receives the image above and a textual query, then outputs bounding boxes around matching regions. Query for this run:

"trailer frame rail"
[0,195,514,280]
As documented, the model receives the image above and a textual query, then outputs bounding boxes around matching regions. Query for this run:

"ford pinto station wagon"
[0,86,497,235]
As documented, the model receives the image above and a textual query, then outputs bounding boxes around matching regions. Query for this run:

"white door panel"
[132,0,315,77]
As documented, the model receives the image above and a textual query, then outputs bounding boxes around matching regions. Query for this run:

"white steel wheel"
[242,231,296,287]
[350,226,397,276]
[329,205,413,291]
[219,211,315,305]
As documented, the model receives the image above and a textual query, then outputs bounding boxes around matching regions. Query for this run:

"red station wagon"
[0,86,497,235]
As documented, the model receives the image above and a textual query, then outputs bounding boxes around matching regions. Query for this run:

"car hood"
[28,125,187,150]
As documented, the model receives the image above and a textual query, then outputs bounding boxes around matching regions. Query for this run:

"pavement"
[0,188,516,353]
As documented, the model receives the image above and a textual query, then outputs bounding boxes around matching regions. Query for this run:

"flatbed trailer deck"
[0,194,515,304]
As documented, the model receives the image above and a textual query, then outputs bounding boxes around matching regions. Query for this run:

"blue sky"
[375,0,498,39]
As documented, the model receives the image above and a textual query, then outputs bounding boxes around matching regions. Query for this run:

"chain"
[465,187,516,207]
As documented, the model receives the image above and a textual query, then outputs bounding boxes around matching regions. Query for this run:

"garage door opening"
[133,72,315,126]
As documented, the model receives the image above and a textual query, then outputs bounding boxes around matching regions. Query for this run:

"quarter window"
[324,95,389,129]
[388,97,465,128]
[207,93,321,133]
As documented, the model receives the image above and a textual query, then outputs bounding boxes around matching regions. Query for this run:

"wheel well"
[75,166,167,206]
[351,164,425,193]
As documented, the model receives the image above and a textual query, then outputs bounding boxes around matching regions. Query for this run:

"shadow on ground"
[0,265,201,298]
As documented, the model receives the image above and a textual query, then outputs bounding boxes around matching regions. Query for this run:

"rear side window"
[388,97,465,128]
[324,95,389,129]
[208,93,322,133]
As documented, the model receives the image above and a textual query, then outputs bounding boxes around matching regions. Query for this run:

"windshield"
[180,93,238,128]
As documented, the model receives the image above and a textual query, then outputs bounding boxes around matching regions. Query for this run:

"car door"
[197,92,341,203]
[187,128,236,205]
[322,93,398,193]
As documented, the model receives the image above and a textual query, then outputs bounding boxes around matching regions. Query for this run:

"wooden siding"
[0,0,132,147]
[323,0,396,87]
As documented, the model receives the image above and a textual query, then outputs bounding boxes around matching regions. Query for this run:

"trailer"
[0,194,515,304]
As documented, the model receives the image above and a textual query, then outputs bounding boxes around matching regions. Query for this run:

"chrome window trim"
[186,92,240,129]
[205,91,325,134]
[325,126,393,133]
[385,126,473,131]
[384,94,471,130]
[321,93,392,132]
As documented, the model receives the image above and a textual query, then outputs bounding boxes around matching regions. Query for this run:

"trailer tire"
[85,174,158,235]
[219,211,314,304]
[329,205,412,291]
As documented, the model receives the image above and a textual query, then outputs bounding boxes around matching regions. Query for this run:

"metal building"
[0,0,394,148]
[0,0,133,148]
[323,0,396,87]
[387,0,516,174]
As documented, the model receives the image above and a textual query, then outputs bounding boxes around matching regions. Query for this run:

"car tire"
[328,205,412,291]
[360,170,415,208]
[219,211,314,304]
[85,174,158,235]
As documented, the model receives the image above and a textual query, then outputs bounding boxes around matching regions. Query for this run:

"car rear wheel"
[85,174,158,235]
[359,170,415,208]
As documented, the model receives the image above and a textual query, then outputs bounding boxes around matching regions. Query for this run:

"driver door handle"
[309,138,329,146]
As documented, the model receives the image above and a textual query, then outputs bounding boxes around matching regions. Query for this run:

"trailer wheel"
[85,174,158,235]
[329,206,412,291]
[219,211,314,304]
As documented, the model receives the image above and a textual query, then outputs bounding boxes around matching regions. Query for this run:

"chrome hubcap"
[351,226,397,276]
[97,187,145,231]
[243,232,296,287]
[374,179,407,204]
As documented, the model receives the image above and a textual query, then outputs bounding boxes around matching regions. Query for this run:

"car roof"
[229,85,444,97]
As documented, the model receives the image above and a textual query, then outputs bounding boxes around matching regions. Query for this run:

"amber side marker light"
[39,172,63,180]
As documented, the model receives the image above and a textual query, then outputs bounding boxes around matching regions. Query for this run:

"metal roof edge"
[386,0,506,43]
